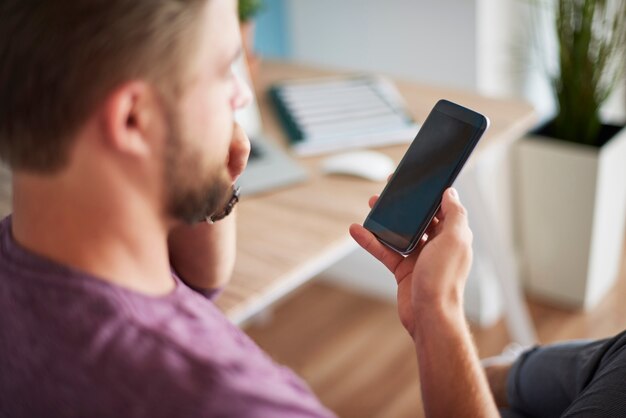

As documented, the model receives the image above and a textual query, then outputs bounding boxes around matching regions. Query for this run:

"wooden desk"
[219,60,537,329]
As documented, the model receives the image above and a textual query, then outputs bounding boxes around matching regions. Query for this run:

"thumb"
[227,123,251,182]
[439,188,468,229]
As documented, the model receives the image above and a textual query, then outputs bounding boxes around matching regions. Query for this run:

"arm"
[413,300,498,417]
[168,122,249,291]
[484,362,511,408]
[168,210,237,290]
[350,189,498,417]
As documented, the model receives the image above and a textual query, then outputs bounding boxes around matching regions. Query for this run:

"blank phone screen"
[365,109,480,250]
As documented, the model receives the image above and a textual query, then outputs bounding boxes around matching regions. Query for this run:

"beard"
[163,111,233,224]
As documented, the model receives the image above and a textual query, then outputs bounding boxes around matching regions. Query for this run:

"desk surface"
[217,60,536,323]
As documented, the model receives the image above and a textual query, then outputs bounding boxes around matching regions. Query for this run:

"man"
[1,0,614,417]
[0,0,496,416]
[0,0,335,416]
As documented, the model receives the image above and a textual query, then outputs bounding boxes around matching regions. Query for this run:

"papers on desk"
[269,75,420,156]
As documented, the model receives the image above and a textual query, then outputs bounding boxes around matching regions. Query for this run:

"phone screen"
[364,100,487,253]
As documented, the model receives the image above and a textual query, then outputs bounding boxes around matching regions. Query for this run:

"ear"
[99,81,164,158]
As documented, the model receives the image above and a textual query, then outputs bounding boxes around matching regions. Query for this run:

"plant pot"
[516,123,626,309]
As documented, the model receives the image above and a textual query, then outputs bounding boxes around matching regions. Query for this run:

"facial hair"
[163,111,233,224]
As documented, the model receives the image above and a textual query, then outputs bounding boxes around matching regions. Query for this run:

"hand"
[484,362,512,408]
[226,122,251,183]
[168,123,247,291]
[350,188,473,339]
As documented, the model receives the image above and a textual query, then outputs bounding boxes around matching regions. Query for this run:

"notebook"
[270,75,420,156]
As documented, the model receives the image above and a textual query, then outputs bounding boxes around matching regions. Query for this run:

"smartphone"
[363,99,489,255]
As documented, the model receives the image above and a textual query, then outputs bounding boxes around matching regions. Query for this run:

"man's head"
[0,0,250,223]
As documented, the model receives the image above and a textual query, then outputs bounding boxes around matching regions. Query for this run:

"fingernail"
[449,188,458,199]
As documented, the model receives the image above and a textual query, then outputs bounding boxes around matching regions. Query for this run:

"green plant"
[545,0,626,146]
[238,0,263,22]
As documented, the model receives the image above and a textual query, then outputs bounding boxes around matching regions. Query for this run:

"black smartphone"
[363,99,489,255]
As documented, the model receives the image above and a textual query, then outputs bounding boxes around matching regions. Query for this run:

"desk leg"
[457,166,537,347]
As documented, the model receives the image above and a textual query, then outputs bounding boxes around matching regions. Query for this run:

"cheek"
[188,93,234,164]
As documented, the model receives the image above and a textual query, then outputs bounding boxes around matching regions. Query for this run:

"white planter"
[516,126,626,309]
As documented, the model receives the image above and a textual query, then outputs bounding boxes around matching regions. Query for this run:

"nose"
[232,71,253,110]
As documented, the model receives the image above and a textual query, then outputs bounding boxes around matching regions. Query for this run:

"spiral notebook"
[269,75,419,156]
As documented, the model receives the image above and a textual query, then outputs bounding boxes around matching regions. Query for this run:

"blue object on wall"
[254,0,290,58]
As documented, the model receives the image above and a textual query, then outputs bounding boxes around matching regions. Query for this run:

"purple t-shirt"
[0,217,335,418]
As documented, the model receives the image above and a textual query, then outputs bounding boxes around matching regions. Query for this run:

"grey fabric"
[502,331,626,417]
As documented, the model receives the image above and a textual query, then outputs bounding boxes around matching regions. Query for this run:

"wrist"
[412,297,467,344]
[414,287,465,320]
[484,363,512,408]
[206,186,240,224]
[168,206,237,290]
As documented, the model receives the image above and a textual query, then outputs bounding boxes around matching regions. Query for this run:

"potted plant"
[238,0,264,79]
[517,0,626,308]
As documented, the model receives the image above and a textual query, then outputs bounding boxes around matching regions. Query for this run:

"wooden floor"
[244,251,626,418]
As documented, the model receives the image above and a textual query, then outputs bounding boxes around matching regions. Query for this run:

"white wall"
[286,0,625,119]
[476,0,537,99]
[286,0,478,90]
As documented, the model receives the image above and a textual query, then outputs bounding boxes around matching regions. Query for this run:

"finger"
[411,234,429,257]
[435,204,444,220]
[411,217,439,255]
[423,216,439,238]
[438,188,466,224]
[368,195,379,209]
[228,123,251,182]
[232,72,253,110]
[438,188,472,241]
[349,224,403,273]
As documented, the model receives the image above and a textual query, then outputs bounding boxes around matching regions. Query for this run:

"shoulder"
[97,320,334,417]
[75,315,222,415]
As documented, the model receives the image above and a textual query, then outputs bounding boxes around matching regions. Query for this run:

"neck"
[11,172,175,296]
